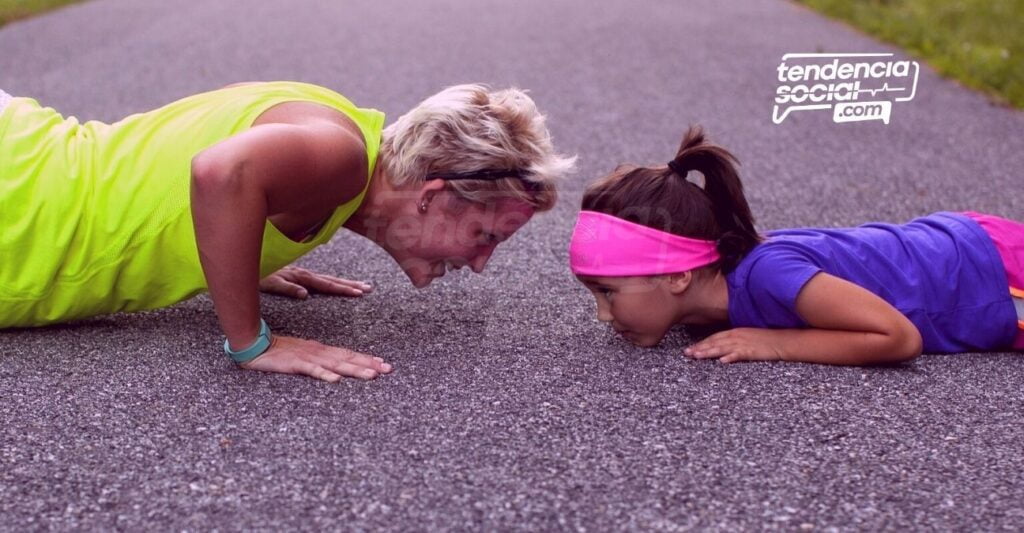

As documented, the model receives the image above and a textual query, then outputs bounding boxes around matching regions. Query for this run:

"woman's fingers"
[279,280,309,299]
[326,360,379,380]
[288,268,372,297]
[305,276,366,296]
[320,274,374,293]
[259,267,372,298]
[311,343,393,378]
[326,347,392,374]
[239,335,392,383]
[299,361,343,383]
[259,275,308,299]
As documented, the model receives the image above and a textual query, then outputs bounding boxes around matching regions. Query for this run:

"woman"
[0,82,575,382]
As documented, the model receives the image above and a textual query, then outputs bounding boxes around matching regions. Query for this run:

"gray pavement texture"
[2,0,1024,531]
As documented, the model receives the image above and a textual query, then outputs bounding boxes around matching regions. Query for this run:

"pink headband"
[569,210,721,276]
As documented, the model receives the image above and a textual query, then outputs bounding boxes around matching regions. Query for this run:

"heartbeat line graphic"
[854,84,906,97]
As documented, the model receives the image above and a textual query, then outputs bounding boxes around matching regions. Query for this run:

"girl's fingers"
[689,342,734,359]
[688,343,717,358]
[686,332,731,357]
[719,353,741,364]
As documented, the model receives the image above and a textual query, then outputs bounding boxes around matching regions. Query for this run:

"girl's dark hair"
[581,125,761,273]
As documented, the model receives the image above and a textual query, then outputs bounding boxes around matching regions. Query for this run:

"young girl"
[569,126,1024,365]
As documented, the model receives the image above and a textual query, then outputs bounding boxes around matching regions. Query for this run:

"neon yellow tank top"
[0,81,385,328]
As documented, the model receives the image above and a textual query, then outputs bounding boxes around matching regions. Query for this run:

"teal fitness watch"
[224,318,273,363]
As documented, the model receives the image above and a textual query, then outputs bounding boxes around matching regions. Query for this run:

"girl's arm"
[685,273,924,365]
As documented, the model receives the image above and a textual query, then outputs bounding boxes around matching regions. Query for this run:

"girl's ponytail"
[581,125,761,275]
[667,126,760,272]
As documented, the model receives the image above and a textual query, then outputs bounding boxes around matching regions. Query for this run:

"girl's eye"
[599,287,613,298]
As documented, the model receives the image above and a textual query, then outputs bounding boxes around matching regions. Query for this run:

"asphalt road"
[2,0,1023,530]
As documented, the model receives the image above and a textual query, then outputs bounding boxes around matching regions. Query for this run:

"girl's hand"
[684,328,785,364]
[239,335,393,382]
[259,266,373,299]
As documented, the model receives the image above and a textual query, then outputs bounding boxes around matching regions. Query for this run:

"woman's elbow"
[191,151,218,185]
[190,151,243,195]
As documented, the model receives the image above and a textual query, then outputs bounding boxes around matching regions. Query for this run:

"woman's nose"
[470,248,495,273]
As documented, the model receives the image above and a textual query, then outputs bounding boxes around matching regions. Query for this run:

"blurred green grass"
[798,0,1024,108]
[0,0,83,27]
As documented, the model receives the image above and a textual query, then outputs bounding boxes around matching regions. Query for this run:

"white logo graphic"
[773,53,919,125]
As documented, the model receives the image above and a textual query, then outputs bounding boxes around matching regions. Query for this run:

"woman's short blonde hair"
[379,84,576,212]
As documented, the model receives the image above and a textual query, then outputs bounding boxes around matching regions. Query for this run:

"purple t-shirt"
[726,212,1017,353]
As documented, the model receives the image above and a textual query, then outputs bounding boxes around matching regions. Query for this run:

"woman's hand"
[259,266,373,299]
[684,328,785,364]
[240,335,393,382]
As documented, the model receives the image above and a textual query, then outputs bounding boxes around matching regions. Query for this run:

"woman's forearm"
[190,158,267,350]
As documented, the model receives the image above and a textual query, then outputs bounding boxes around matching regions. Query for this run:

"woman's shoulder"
[231,81,384,151]
[228,81,374,112]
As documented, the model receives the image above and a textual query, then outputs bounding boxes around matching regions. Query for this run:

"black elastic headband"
[425,168,541,192]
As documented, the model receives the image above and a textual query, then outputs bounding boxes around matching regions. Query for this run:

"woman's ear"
[666,271,694,294]
[417,179,447,213]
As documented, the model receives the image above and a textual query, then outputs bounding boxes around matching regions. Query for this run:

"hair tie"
[668,159,707,193]
[666,160,687,177]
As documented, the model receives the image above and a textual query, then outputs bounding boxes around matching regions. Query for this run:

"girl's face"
[576,275,684,347]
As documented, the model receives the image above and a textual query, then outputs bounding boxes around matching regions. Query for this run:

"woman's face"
[576,275,682,347]
[391,192,536,288]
